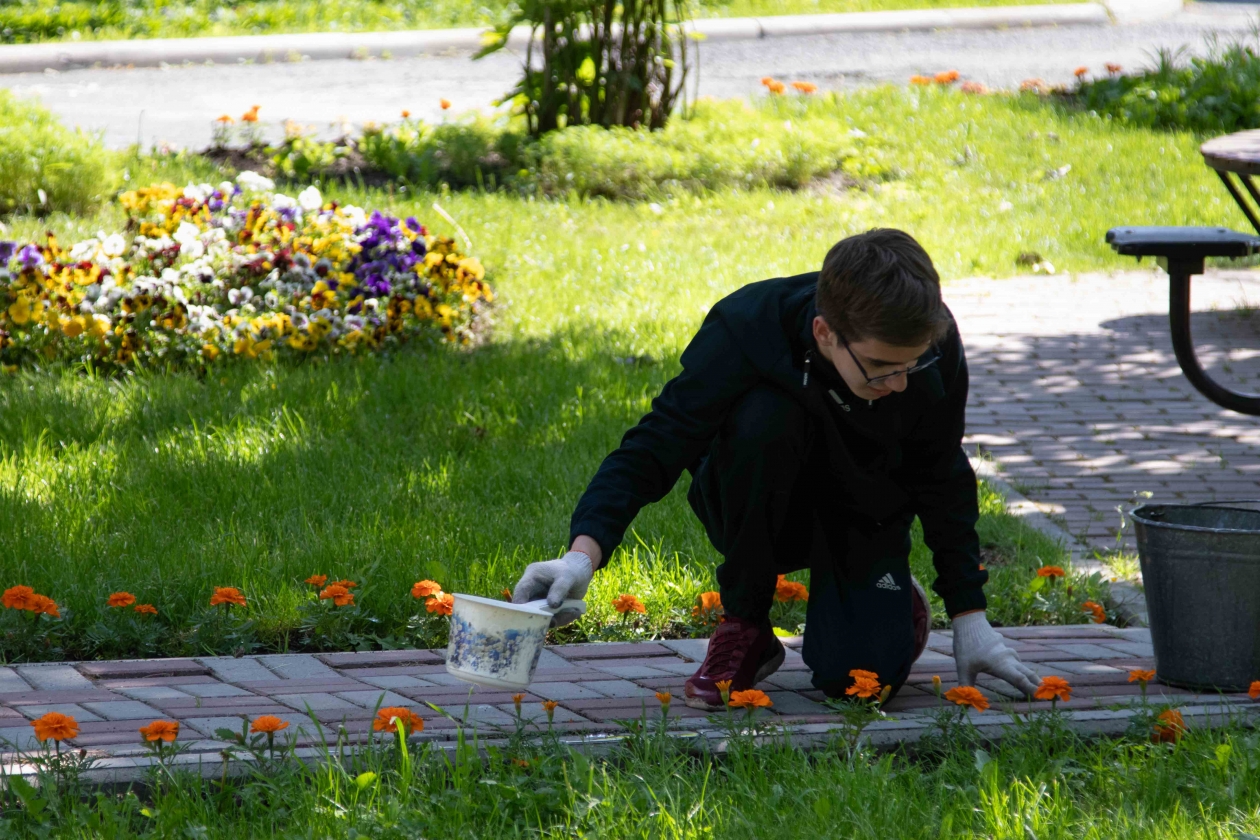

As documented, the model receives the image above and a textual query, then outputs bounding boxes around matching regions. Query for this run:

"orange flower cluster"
[934,70,960,84]
[440,98,452,110]
[845,668,882,700]
[1073,66,1089,78]
[2,586,59,618]
[960,81,990,95]
[729,689,773,709]
[105,591,156,614]
[909,75,932,86]
[944,685,989,712]
[139,720,179,743]
[760,76,787,95]
[31,711,78,742]
[1036,566,1065,579]
[1034,675,1072,703]
[210,587,246,608]
[134,604,159,615]
[655,691,672,707]
[305,574,328,587]
[241,105,261,123]
[319,584,355,607]
[1105,62,1122,75]
[1151,708,1184,744]
[613,594,646,615]
[790,81,818,93]
[1082,600,1106,624]
[1019,78,1050,94]
[1128,669,1156,685]
[774,575,808,603]
[374,706,424,734]
[1250,680,1260,700]
[692,590,722,624]
[411,579,454,615]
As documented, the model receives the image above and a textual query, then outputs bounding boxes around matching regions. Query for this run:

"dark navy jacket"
[569,272,987,617]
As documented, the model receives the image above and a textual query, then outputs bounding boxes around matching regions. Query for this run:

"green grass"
[0,84,1235,659]
[7,713,1260,837]
[0,0,1086,44]
[0,90,115,215]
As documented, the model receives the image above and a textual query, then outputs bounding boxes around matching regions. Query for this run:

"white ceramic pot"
[445,594,586,690]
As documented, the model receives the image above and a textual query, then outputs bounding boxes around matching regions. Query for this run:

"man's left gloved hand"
[952,611,1039,697]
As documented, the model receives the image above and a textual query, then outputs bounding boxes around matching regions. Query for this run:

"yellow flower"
[61,316,86,338]
[8,298,30,326]
[202,344,220,361]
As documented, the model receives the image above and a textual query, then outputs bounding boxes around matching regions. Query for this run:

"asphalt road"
[2,3,1257,150]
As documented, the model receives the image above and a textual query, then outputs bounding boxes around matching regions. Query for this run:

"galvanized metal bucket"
[1131,502,1260,692]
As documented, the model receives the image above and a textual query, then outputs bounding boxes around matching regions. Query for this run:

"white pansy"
[173,222,201,246]
[272,193,298,211]
[341,205,367,228]
[68,239,99,262]
[236,171,275,193]
[297,185,323,212]
[183,183,214,202]
[264,290,280,309]
[101,233,127,257]
[218,181,236,196]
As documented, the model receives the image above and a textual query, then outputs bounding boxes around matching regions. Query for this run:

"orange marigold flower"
[512,692,524,713]
[760,76,776,86]
[215,114,235,124]
[774,575,809,603]
[319,584,355,607]
[1082,600,1106,624]
[2,585,35,610]
[1036,566,1066,578]
[29,595,59,618]
[373,706,424,734]
[849,669,879,683]
[108,592,137,608]
[1105,62,1122,74]
[846,677,882,699]
[1249,680,1260,700]
[134,604,158,615]
[304,574,327,587]
[1128,669,1156,684]
[767,80,786,94]
[1073,66,1088,77]
[330,579,358,589]
[250,715,289,734]
[612,594,646,614]
[401,109,411,118]
[944,686,990,712]
[790,80,818,93]
[210,587,246,608]
[934,70,960,84]
[655,691,672,706]
[439,98,451,110]
[139,720,179,742]
[696,591,721,611]
[909,74,932,85]
[715,679,733,703]
[411,580,442,599]
[1152,708,1185,743]
[31,712,79,742]
[1034,676,1072,702]
[426,592,455,615]
[241,105,261,122]
[729,689,773,709]
[1019,78,1049,94]
[960,81,989,95]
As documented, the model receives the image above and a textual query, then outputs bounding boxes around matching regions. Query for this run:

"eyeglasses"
[839,336,940,386]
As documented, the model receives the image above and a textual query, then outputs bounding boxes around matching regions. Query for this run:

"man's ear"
[812,315,835,347]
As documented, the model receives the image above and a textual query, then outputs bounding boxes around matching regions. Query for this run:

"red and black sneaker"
[684,615,785,711]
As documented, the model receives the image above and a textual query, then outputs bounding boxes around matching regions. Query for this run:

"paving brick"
[77,659,211,679]
[257,655,342,681]
[552,643,675,660]
[0,728,41,750]
[335,690,415,709]
[577,680,655,699]
[318,650,444,669]
[81,700,165,720]
[1098,641,1156,658]
[181,683,256,698]
[0,668,30,694]
[1042,643,1134,660]
[524,682,607,701]
[273,693,361,713]
[1,689,121,705]
[16,665,94,691]
[357,675,438,690]
[117,686,195,703]
[20,704,103,721]
[764,691,833,716]
[598,665,673,679]
[234,678,369,694]
[763,671,817,691]
[196,657,277,683]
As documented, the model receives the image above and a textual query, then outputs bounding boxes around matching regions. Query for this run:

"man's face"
[812,315,931,401]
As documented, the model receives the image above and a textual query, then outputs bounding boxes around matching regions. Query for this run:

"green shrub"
[346,96,886,199]
[1074,42,1260,133]
[0,91,116,215]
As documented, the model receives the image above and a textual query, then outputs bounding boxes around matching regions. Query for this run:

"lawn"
[8,711,1260,837]
[0,0,1086,44]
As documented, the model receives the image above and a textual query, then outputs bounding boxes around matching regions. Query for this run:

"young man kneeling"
[511,228,1038,708]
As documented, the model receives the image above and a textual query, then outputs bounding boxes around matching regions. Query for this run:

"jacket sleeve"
[570,311,760,564]
[899,328,988,617]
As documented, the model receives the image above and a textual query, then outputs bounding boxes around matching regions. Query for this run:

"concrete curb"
[0,2,1113,74]
[971,457,1149,627]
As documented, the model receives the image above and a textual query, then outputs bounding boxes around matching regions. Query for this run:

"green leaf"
[354,771,378,790]
[576,57,597,86]
[812,797,832,819]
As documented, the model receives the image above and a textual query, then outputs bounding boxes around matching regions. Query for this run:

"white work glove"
[511,550,593,627]
[952,611,1039,697]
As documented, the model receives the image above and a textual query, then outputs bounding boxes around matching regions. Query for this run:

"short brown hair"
[816,229,950,347]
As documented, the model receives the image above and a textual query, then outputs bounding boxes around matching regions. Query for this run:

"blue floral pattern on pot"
[446,611,545,684]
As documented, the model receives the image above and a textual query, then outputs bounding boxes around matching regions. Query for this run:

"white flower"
[101,233,127,257]
[264,290,280,309]
[68,239,99,262]
[297,185,323,212]
[236,171,275,193]
[218,180,236,196]
[363,298,379,313]
[183,182,214,202]
[343,315,365,332]
[173,222,201,246]
[340,205,367,228]
[228,287,254,306]
[273,193,298,210]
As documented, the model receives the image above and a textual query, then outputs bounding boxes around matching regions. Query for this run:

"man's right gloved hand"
[511,550,593,627]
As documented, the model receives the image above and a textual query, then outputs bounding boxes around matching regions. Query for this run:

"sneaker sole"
[683,638,787,711]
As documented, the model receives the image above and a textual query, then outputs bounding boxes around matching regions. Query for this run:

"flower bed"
[0,172,493,371]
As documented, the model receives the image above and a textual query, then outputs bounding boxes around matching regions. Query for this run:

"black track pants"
[687,384,919,697]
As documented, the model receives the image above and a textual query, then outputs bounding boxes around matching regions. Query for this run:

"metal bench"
[1105,225,1260,416]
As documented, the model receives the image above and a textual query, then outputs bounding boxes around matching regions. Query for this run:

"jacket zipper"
[802,350,813,387]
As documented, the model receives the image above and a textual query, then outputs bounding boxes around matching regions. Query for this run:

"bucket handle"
[1141,500,1260,521]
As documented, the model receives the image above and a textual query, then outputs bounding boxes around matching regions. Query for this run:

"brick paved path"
[951,268,1260,552]
[3,626,1257,780]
